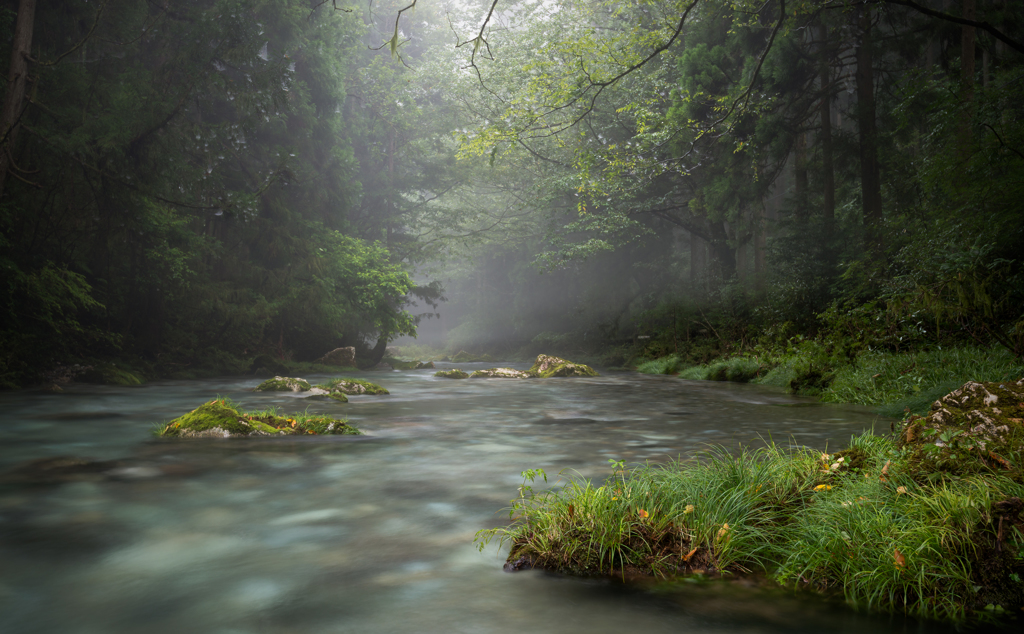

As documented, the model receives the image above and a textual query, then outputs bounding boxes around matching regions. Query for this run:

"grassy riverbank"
[637,344,1024,417]
[478,426,1024,622]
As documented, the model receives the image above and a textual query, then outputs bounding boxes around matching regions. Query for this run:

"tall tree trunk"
[754,198,766,293]
[794,131,808,222]
[818,24,835,238]
[856,5,883,257]
[0,0,37,199]
[690,231,706,299]
[958,0,977,166]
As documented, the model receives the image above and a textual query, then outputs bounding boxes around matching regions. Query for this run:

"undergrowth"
[477,434,1024,622]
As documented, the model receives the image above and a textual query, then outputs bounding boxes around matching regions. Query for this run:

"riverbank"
[478,378,1024,623]
[636,344,1024,417]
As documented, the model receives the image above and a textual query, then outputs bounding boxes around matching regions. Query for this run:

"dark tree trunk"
[357,333,389,369]
[958,0,977,165]
[0,0,37,199]
[818,25,835,237]
[794,132,808,222]
[856,6,883,257]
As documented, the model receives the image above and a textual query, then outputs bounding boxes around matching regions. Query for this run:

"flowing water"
[0,364,963,633]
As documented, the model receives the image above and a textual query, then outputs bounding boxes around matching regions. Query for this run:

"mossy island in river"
[480,379,1024,623]
[252,376,389,402]
[157,399,361,438]
[435,355,599,380]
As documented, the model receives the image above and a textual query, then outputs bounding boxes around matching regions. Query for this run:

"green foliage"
[480,433,1024,621]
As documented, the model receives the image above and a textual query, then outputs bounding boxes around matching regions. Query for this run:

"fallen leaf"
[567,504,575,520]
[684,504,694,514]
[683,547,698,562]
[638,509,649,520]
[896,486,907,495]
[894,548,906,568]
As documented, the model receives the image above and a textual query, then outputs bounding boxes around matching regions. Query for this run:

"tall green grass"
[477,433,1023,621]
[822,346,1024,415]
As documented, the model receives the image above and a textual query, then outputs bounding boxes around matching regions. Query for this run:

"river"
[0,363,962,633]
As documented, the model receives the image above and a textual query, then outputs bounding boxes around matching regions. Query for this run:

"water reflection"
[0,366,965,633]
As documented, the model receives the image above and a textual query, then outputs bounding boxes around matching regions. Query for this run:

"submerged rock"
[315,378,388,395]
[315,347,356,367]
[435,369,469,379]
[898,379,1024,480]
[253,376,312,392]
[469,368,538,379]
[529,354,599,378]
[158,399,360,438]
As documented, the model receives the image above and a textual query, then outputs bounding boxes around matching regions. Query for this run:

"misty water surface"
[0,364,965,633]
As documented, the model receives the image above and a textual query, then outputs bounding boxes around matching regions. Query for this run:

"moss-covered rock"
[314,346,356,367]
[435,369,469,379]
[898,379,1024,481]
[157,399,360,438]
[415,361,435,369]
[528,354,599,378]
[253,376,311,392]
[315,377,388,395]
[469,368,538,379]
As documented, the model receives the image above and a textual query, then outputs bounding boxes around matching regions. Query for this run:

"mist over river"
[0,364,962,633]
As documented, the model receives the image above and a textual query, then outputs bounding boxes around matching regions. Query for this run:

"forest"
[3,0,1024,627]
[1,0,1021,390]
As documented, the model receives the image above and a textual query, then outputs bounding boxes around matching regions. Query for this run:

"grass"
[477,433,1024,622]
[637,356,763,383]
[156,397,360,437]
[821,346,1024,415]
[637,344,1024,417]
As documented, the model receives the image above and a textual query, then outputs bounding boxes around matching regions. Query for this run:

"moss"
[897,379,1024,482]
[415,361,435,369]
[328,393,349,403]
[253,376,311,392]
[382,356,420,370]
[435,369,469,379]
[76,363,144,386]
[316,377,388,395]
[529,354,599,378]
[451,350,491,363]
[469,368,538,379]
[157,399,360,437]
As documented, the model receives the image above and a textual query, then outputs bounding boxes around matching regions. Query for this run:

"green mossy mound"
[529,354,599,378]
[898,379,1024,482]
[451,350,493,363]
[382,356,420,370]
[469,368,538,379]
[253,376,311,392]
[76,363,144,386]
[157,399,360,438]
[315,377,388,395]
[415,361,435,369]
[435,369,469,379]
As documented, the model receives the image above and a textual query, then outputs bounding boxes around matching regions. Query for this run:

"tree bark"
[958,0,977,165]
[856,5,883,257]
[794,131,808,222]
[818,24,835,238]
[0,0,37,199]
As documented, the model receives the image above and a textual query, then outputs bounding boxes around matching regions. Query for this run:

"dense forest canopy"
[1,0,1022,386]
